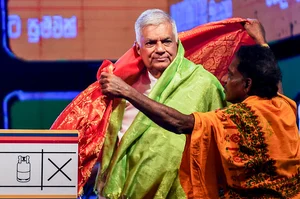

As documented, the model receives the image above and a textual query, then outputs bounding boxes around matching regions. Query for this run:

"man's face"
[135,22,178,78]
[224,56,249,103]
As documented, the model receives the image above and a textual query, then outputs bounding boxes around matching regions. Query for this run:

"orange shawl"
[50,18,255,195]
[183,94,300,198]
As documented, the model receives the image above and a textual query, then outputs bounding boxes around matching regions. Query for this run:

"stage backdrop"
[4,0,168,60]
[3,0,300,61]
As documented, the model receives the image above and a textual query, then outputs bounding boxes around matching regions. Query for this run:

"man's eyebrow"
[162,37,172,41]
[144,39,157,42]
[143,37,172,43]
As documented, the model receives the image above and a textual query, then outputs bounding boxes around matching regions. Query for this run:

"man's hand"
[99,72,131,98]
[244,18,267,45]
[100,73,194,134]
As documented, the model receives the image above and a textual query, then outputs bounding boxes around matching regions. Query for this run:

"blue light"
[1,0,16,57]
[266,0,289,10]
[170,0,232,32]
[8,14,21,39]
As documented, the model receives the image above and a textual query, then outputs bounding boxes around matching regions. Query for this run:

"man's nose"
[155,42,165,53]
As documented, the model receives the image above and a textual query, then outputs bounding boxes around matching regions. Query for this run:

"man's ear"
[135,42,141,56]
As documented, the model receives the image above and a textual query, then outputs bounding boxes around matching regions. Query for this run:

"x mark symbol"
[48,158,72,181]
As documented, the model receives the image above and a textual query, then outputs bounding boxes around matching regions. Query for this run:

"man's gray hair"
[135,9,178,45]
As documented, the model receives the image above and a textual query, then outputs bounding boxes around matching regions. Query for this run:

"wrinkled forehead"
[141,23,174,38]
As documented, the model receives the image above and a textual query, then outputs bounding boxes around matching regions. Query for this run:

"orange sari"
[182,94,300,198]
[50,18,255,195]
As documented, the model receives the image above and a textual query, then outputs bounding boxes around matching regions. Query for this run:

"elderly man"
[100,44,300,199]
[96,9,226,198]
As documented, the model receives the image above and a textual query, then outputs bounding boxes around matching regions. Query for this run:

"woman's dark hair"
[236,45,282,99]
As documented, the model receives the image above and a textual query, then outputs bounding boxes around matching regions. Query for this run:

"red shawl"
[50,18,255,195]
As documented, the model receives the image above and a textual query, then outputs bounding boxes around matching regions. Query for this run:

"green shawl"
[96,42,226,199]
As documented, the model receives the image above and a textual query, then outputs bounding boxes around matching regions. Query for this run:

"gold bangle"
[261,43,269,48]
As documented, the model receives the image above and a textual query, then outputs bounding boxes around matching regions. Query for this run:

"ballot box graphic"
[0,130,78,198]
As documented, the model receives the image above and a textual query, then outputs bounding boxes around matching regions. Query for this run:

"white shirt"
[117,72,158,141]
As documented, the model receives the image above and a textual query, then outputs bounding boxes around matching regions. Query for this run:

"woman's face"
[224,56,249,103]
